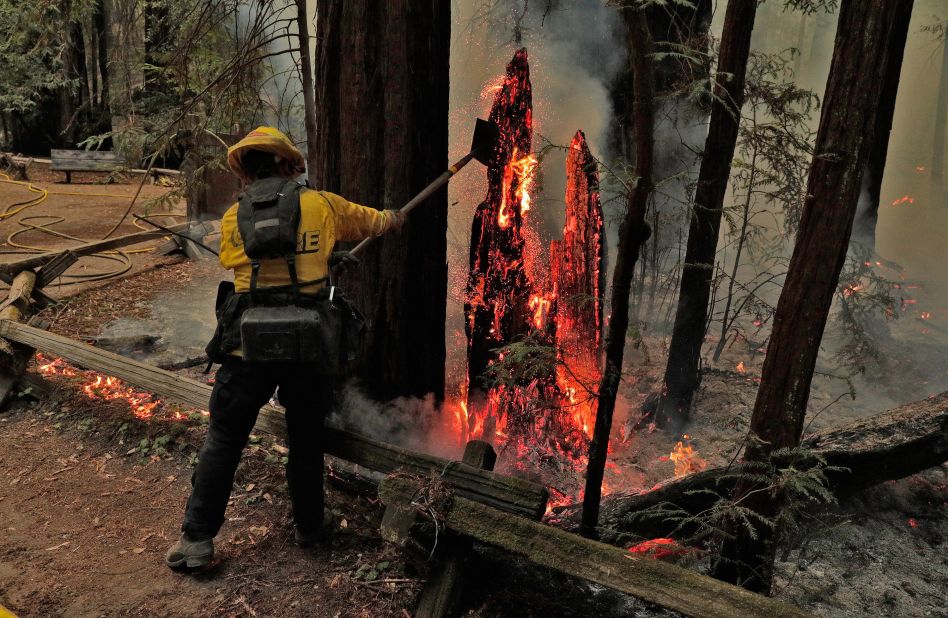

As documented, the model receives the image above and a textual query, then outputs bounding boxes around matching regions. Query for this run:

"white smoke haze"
[329,385,464,460]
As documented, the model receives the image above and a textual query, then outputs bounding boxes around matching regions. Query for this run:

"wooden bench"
[50,149,122,183]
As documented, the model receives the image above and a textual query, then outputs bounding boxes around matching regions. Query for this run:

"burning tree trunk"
[657,0,760,431]
[465,48,535,403]
[851,1,913,250]
[550,130,606,424]
[314,0,450,401]
[711,0,916,593]
[581,7,655,536]
[294,0,318,185]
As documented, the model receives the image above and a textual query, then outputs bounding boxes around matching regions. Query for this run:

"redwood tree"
[711,0,915,592]
[851,2,913,249]
[657,0,760,430]
[581,4,654,535]
[314,1,450,401]
[294,0,318,185]
[933,30,948,199]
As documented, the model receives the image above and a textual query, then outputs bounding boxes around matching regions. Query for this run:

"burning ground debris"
[34,353,205,422]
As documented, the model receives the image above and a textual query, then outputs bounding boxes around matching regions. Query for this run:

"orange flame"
[498,148,539,228]
[36,354,165,420]
[528,294,553,330]
[891,195,914,207]
[669,435,707,478]
[735,361,746,374]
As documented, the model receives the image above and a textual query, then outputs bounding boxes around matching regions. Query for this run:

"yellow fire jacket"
[219,188,394,294]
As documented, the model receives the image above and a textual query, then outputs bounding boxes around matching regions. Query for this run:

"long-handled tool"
[347,118,500,257]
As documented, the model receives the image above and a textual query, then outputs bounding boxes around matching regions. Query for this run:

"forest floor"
[0,169,945,617]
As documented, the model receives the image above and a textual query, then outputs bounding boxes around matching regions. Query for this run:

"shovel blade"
[471,118,500,166]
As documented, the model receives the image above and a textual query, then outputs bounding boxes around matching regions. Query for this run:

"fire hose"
[0,171,187,286]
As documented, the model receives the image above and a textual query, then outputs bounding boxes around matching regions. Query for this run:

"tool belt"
[205,283,364,375]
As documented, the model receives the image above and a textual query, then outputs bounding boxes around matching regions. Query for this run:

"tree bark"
[581,6,654,535]
[851,2,913,250]
[933,33,948,200]
[315,1,450,401]
[711,0,915,593]
[294,0,318,185]
[657,0,760,430]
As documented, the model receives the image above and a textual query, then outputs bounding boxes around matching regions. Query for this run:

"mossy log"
[0,320,548,519]
[379,476,814,618]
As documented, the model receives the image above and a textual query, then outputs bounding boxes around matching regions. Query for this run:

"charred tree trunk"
[933,33,948,200]
[657,0,760,431]
[551,130,606,372]
[314,1,450,402]
[711,0,915,593]
[851,2,913,250]
[464,49,534,401]
[294,0,318,185]
[581,7,654,536]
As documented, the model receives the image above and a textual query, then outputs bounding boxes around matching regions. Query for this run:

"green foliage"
[482,334,559,392]
[831,251,899,377]
[782,0,839,15]
[0,1,74,115]
[625,446,844,557]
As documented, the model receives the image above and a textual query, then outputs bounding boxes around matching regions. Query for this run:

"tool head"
[471,118,500,165]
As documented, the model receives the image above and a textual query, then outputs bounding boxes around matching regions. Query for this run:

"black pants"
[182,357,332,540]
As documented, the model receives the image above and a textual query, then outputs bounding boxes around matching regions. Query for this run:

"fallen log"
[0,223,191,275]
[560,393,948,540]
[379,475,814,618]
[0,320,548,519]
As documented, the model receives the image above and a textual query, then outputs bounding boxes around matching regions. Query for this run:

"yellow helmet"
[227,126,306,179]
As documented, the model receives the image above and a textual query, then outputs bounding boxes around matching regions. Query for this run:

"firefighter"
[166,127,404,570]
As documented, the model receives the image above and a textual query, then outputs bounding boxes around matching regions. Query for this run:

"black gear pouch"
[239,287,364,375]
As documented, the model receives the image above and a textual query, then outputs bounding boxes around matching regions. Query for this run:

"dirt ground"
[0,163,190,300]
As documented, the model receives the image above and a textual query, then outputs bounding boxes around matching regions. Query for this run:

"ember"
[36,353,167,420]
[891,195,914,207]
[627,537,694,560]
[736,361,746,373]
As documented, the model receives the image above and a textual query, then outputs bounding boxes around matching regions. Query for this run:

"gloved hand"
[329,251,360,271]
[384,209,407,232]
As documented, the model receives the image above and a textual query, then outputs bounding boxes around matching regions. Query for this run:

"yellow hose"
[0,172,186,286]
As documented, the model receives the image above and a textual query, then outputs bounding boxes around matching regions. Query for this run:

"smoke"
[329,385,463,460]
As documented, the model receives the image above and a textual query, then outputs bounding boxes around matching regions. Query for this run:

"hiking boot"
[165,533,214,570]
[294,512,336,548]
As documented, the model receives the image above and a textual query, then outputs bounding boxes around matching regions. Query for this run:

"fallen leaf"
[245,483,255,492]
[133,547,145,554]
[249,526,268,536]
